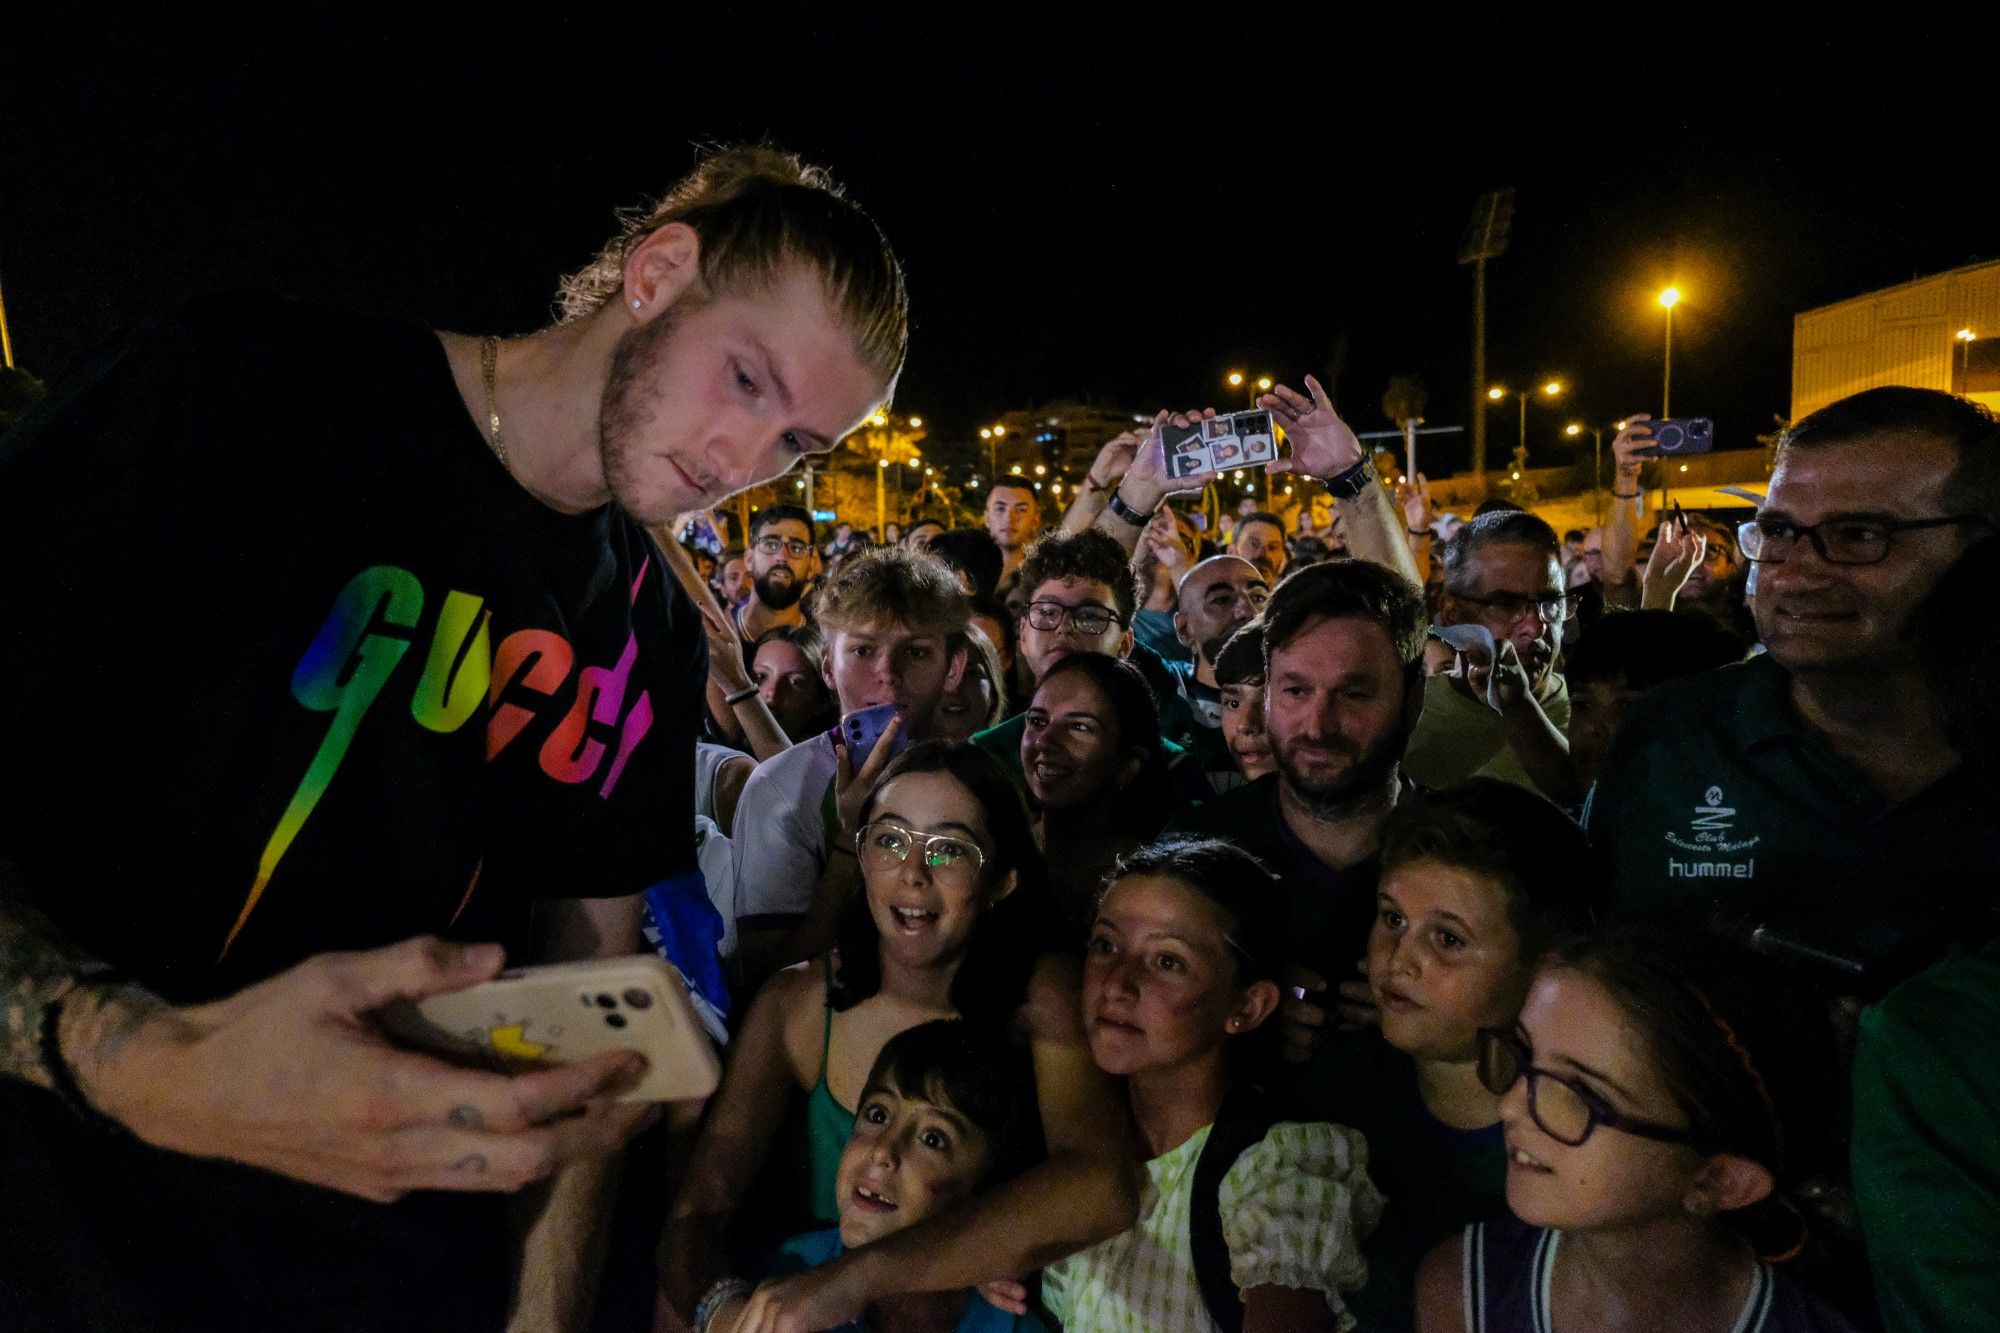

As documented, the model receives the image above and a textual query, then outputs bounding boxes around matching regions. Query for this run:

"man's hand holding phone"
[1114,408,1224,517]
[1259,375,1365,480]
[65,936,652,1204]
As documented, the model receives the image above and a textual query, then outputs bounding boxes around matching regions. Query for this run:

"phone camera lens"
[623,988,653,1010]
[595,993,616,1009]
[605,1012,628,1029]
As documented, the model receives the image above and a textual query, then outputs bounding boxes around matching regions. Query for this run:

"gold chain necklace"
[479,335,509,471]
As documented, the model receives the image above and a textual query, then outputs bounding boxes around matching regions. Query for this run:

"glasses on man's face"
[856,821,986,877]
[1476,1027,1701,1149]
[1736,514,1989,567]
[755,535,814,558]
[1454,591,1573,625]
[1024,601,1123,636]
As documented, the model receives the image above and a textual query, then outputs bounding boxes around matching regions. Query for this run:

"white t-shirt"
[729,730,842,926]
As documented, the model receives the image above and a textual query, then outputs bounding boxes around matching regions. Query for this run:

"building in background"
[1793,259,2000,419]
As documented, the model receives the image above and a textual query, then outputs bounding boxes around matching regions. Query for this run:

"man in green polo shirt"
[1586,386,2000,987]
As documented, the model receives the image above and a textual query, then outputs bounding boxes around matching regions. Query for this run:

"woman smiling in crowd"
[1020,653,1179,933]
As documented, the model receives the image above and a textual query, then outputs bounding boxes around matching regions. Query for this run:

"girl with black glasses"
[1417,927,1866,1332]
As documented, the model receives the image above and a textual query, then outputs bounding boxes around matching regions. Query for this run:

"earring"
[1226,1019,1241,1032]
[632,299,643,309]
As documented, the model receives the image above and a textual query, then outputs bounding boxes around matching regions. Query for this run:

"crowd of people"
[1,143,1994,1333]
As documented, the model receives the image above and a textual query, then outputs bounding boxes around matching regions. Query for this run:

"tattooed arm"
[0,857,164,1094]
[2,856,647,1202]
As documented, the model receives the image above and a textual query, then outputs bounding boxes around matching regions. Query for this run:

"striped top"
[1460,1217,1861,1333]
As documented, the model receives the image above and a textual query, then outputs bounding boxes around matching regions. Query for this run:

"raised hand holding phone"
[1258,374,1365,479]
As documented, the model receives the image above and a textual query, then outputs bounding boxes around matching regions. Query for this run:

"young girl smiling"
[664,742,1139,1327]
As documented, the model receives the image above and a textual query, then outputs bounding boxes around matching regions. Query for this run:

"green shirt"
[1289,1032,1508,1333]
[1853,939,2000,1333]
[1401,671,1570,796]
[1584,655,2000,984]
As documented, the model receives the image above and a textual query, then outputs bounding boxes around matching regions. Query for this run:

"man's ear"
[623,221,704,312]
[1171,609,1193,649]
[821,643,840,695]
[1116,627,1135,661]
[1684,1153,1775,1217]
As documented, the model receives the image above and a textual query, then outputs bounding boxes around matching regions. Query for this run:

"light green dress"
[1042,1120,1383,1332]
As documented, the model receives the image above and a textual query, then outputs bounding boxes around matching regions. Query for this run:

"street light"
[1958,329,1977,391]
[1658,286,1682,416]
[1487,380,1567,458]
[908,416,922,428]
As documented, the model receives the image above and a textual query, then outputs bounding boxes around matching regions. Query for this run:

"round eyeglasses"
[855,821,986,877]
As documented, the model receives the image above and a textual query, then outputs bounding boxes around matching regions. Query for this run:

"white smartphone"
[379,954,721,1103]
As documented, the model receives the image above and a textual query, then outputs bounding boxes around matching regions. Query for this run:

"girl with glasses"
[1417,927,1863,1332]
[663,743,1141,1326]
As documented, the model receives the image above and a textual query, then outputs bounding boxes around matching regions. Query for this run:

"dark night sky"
[3,4,1992,477]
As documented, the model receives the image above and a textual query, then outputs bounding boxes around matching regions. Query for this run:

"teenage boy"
[0,145,905,1331]
[729,547,969,974]
[737,503,820,641]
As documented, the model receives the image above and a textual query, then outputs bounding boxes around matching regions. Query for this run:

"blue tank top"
[1461,1217,1862,1332]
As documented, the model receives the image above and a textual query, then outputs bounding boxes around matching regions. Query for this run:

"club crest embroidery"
[1665,784,1763,878]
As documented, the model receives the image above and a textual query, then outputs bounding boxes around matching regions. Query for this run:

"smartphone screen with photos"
[1163,421,1214,479]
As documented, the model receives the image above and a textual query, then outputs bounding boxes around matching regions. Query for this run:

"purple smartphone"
[841,703,907,772]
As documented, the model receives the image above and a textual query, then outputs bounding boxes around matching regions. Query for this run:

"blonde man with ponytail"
[0,144,905,1333]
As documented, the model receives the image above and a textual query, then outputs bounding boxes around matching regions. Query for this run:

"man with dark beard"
[734,502,819,641]
[1176,559,1428,1062]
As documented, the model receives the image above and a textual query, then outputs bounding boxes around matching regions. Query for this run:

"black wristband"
[1106,488,1150,526]
[1407,527,1432,538]
[1613,489,1641,499]
[723,684,759,706]
[1324,457,1378,500]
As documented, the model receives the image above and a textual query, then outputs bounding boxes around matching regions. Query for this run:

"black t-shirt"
[1173,773,1386,976]
[0,295,702,1329]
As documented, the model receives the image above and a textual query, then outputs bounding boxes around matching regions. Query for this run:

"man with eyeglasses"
[1588,387,2000,991]
[971,529,1200,784]
[1403,511,1580,802]
[735,502,821,642]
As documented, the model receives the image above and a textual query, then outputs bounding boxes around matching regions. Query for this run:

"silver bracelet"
[695,1277,753,1333]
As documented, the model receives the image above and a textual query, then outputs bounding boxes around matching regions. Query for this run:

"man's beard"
[597,302,684,525]
[1272,727,1404,817]
[1199,626,1239,667]
[754,569,805,611]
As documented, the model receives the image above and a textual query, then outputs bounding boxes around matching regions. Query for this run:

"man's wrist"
[53,979,167,1125]
[1105,487,1152,526]
[1322,457,1378,500]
